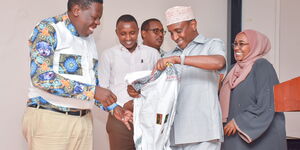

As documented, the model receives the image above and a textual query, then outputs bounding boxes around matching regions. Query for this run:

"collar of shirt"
[193,34,206,44]
[139,42,162,52]
[119,43,141,53]
[55,12,80,37]
[173,34,206,53]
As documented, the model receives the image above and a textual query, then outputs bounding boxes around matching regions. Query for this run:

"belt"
[28,104,90,117]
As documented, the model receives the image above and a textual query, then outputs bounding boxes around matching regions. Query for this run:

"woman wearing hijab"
[219,29,287,150]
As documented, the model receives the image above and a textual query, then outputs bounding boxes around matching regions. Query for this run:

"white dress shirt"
[99,44,160,106]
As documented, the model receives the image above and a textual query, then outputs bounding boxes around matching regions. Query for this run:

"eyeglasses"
[145,28,166,35]
[232,42,249,49]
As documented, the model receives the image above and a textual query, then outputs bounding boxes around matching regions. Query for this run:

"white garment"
[28,21,98,109]
[99,44,160,106]
[124,65,179,150]
[170,141,221,150]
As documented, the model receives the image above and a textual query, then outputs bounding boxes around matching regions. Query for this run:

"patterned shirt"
[28,13,103,111]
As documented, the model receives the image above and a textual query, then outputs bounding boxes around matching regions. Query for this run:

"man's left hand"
[127,85,140,98]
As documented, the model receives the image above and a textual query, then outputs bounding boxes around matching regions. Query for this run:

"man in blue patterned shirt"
[22,0,132,149]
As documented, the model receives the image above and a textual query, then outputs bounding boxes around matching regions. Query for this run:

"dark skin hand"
[94,86,117,107]
[94,87,132,130]
[154,56,179,71]
[127,85,140,98]
[123,100,134,112]
[154,55,225,72]
[113,106,133,130]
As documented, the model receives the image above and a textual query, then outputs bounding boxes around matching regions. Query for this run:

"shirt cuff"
[233,119,253,143]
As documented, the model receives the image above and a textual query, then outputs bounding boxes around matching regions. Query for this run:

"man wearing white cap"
[154,6,226,150]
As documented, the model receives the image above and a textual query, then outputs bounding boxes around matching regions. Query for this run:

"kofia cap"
[165,6,195,26]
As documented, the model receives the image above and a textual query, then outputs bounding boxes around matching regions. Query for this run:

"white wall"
[243,0,300,138]
[242,0,280,71]
[0,0,227,149]
[94,0,228,53]
[0,1,66,149]
[1,0,300,149]
[278,0,300,138]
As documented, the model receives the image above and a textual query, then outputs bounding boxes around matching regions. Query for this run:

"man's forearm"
[183,55,226,70]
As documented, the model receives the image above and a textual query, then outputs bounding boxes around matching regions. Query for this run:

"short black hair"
[141,18,161,31]
[67,0,103,11]
[116,14,138,27]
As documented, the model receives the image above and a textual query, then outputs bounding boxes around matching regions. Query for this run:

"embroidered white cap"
[165,6,195,26]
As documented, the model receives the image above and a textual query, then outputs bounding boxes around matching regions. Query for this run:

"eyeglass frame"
[232,42,249,49]
[144,28,166,35]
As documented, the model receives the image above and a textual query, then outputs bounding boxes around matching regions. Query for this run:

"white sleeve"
[152,50,161,68]
[98,50,111,88]
[209,39,227,74]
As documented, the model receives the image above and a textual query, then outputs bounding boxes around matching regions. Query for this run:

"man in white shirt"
[99,14,160,150]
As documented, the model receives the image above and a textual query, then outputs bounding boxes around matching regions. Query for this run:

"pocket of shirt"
[53,47,84,76]
[58,53,83,75]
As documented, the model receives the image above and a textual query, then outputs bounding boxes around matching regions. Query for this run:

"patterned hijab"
[219,29,271,122]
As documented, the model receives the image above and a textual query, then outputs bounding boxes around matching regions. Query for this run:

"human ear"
[190,20,197,32]
[71,5,81,17]
[141,30,146,39]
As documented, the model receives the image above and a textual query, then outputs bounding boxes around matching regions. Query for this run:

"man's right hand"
[94,86,117,107]
[127,85,140,98]
[113,106,133,130]
[154,56,179,71]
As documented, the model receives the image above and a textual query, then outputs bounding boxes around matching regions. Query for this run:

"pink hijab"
[219,29,271,122]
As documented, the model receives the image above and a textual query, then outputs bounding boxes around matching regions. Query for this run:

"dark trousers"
[106,114,135,150]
